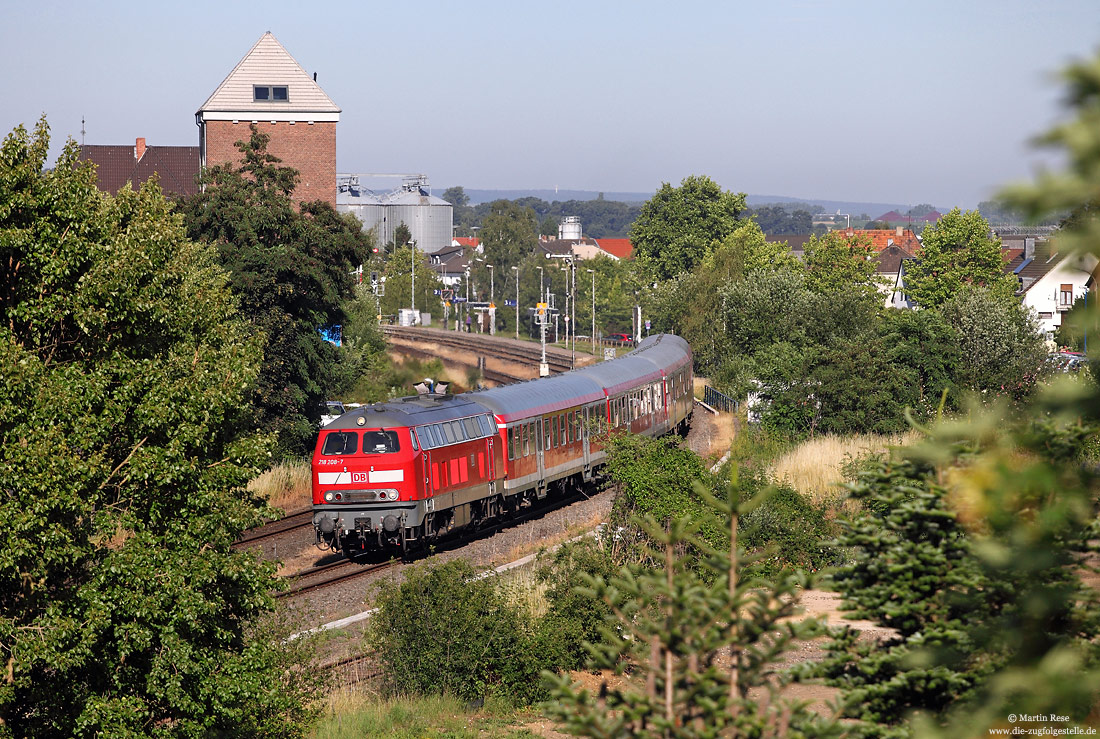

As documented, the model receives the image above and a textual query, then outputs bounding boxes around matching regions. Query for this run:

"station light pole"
[588,268,596,356]
[487,264,495,335]
[410,240,416,324]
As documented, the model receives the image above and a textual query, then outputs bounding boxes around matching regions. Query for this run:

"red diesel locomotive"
[311,334,693,558]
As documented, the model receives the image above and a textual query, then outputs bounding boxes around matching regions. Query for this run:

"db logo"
[351,472,369,483]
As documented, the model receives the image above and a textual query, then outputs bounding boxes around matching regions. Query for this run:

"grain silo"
[336,175,453,254]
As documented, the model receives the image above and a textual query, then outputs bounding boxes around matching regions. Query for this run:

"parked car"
[606,333,634,344]
[1049,352,1087,373]
[320,400,346,426]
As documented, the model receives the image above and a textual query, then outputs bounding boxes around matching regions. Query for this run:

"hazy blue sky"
[3,0,1097,208]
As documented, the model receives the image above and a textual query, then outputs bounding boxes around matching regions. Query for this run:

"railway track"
[278,558,396,599]
[382,325,580,377]
[233,509,314,548]
[279,482,601,601]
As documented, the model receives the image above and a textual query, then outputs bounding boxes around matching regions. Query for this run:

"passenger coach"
[311,333,693,557]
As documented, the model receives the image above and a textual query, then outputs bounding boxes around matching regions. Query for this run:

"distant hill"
[456,188,927,219]
[460,188,651,204]
[744,195,918,219]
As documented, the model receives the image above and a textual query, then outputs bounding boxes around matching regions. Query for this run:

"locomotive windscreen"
[321,432,358,455]
[363,430,401,454]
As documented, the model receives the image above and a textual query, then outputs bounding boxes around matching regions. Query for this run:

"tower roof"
[197,32,340,120]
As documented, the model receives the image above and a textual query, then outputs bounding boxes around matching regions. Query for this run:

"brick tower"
[196,32,340,207]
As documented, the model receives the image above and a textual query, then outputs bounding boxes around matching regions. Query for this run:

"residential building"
[196,32,340,207]
[875,245,917,309]
[79,137,200,197]
[428,244,470,288]
[835,227,921,253]
[1006,238,1096,339]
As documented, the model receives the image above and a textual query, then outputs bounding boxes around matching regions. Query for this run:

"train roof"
[322,334,693,430]
[571,355,664,397]
[467,372,605,423]
[630,333,692,373]
[324,394,489,431]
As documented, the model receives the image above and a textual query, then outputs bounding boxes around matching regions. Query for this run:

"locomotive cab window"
[362,430,401,454]
[322,432,358,456]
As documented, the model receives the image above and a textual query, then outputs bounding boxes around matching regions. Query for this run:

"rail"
[702,385,738,414]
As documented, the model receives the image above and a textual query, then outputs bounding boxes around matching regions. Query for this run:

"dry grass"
[769,431,920,509]
[482,499,611,569]
[248,459,312,512]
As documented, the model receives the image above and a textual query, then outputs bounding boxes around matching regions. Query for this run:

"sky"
[2,0,1098,209]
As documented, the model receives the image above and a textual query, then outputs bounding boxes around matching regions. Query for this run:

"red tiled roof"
[594,238,633,259]
[79,142,200,197]
[835,228,921,253]
[454,237,480,248]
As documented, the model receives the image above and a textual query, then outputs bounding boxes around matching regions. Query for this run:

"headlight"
[324,491,334,502]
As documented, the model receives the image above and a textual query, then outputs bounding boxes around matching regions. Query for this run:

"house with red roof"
[836,227,921,253]
[593,238,633,260]
[452,236,481,251]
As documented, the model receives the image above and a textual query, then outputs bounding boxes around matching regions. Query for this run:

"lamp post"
[487,264,494,335]
[410,239,416,324]
[587,268,596,356]
[511,266,520,340]
[537,265,547,376]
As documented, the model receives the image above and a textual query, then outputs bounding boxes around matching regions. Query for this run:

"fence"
[702,385,738,414]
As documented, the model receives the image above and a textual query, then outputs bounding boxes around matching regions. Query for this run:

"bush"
[534,539,617,671]
[368,560,549,705]
[738,476,839,575]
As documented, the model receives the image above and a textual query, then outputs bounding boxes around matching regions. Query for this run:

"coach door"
[535,417,545,489]
[486,436,496,493]
[581,405,592,470]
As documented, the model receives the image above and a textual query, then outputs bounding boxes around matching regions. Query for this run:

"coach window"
[560,414,568,445]
[507,427,515,460]
[322,432,357,455]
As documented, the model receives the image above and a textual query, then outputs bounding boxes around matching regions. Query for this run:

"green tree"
[441,185,469,208]
[0,120,318,738]
[803,230,880,303]
[903,208,1017,309]
[178,126,371,457]
[879,308,962,416]
[538,214,558,237]
[629,175,746,281]
[545,477,841,738]
[378,243,444,320]
[480,199,538,273]
[390,221,412,250]
[819,457,996,736]
[939,286,1047,399]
